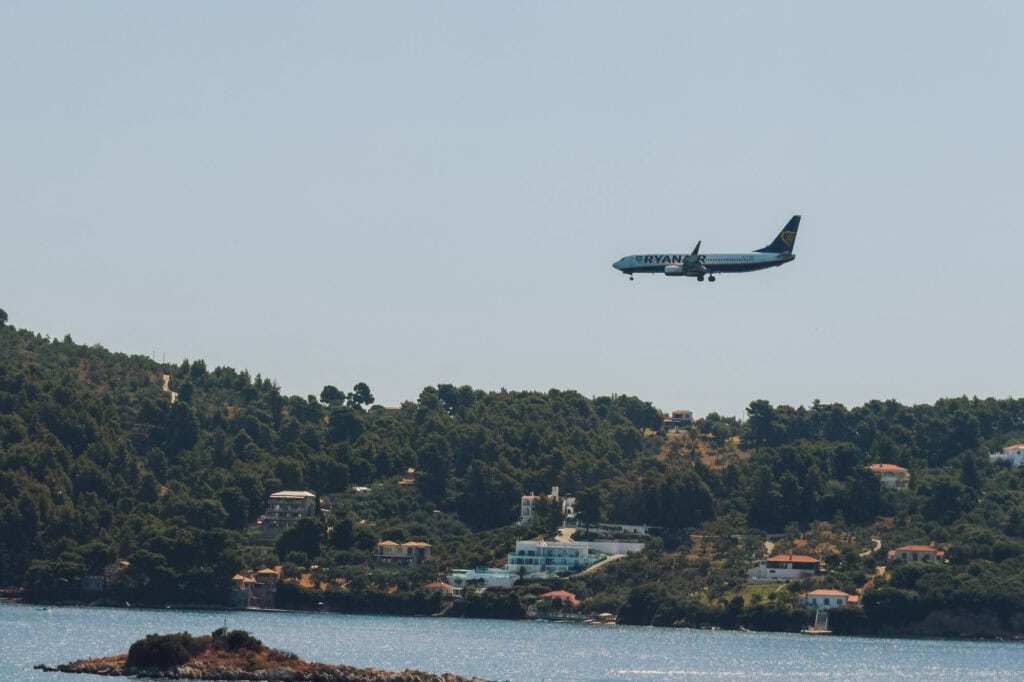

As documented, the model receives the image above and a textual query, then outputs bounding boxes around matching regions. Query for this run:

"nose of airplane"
[612,257,625,270]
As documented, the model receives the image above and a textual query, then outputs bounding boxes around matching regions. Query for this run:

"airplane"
[612,215,800,282]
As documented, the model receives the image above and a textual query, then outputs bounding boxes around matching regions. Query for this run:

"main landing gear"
[697,275,716,282]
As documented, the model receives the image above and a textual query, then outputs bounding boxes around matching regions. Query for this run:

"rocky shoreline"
[34,656,487,681]
[34,628,490,682]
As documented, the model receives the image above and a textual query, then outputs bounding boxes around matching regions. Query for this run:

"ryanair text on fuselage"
[612,215,800,282]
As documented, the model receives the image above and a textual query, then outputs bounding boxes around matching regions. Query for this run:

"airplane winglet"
[691,240,701,256]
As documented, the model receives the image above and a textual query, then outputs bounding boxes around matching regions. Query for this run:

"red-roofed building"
[749,554,821,582]
[868,463,910,491]
[231,568,279,608]
[886,545,945,565]
[799,589,853,610]
[375,540,432,566]
[539,590,581,608]
[990,444,1024,467]
[663,410,694,431]
[424,581,455,598]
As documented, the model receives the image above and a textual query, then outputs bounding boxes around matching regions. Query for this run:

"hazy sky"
[3,2,1022,417]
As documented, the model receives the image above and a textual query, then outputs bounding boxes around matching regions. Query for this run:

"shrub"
[226,629,264,652]
[127,632,199,669]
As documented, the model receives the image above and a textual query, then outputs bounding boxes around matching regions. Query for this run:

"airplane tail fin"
[755,215,801,253]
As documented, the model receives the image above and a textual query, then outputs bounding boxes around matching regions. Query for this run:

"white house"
[799,589,852,610]
[506,540,598,576]
[519,494,540,525]
[446,568,520,596]
[886,545,945,565]
[990,444,1024,467]
[868,463,910,491]
[748,554,821,582]
[263,491,317,528]
[519,486,574,525]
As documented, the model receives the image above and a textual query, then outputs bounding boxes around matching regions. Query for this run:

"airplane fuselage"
[612,215,801,281]
[613,251,794,276]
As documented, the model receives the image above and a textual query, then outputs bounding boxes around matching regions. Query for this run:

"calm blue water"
[1,603,1022,681]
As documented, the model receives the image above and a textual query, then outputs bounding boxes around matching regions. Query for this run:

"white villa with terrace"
[445,568,520,596]
[799,589,853,610]
[505,538,644,576]
[506,540,597,575]
[990,444,1024,467]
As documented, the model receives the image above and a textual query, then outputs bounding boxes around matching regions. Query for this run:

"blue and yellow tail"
[755,215,801,253]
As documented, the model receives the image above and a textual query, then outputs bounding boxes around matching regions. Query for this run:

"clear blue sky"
[3,2,1022,417]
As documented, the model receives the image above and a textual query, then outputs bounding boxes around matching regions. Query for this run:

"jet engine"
[664,265,685,276]
[682,253,706,276]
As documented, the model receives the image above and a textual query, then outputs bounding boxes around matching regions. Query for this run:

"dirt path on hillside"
[576,554,626,576]
[859,537,881,558]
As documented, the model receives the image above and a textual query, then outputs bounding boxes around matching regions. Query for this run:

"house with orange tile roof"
[231,568,279,608]
[374,540,432,566]
[990,444,1024,467]
[539,589,581,608]
[886,545,945,565]
[748,554,821,582]
[799,589,854,610]
[663,409,694,430]
[424,581,455,598]
[868,463,910,491]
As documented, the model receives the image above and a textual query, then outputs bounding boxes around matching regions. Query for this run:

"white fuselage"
[612,251,794,276]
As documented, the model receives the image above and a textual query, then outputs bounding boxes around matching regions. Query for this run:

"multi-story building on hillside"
[263,490,317,528]
[506,539,598,576]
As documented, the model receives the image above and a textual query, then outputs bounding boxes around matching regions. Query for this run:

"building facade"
[446,568,520,596]
[519,494,540,525]
[868,463,910,491]
[990,444,1024,467]
[748,554,821,582]
[231,568,279,608]
[886,545,945,564]
[799,589,852,610]
[374,540,432,566]
[506,540,599,576]
[263,491,317,528]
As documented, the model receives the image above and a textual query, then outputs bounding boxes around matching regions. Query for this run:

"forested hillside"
[2,309,1024,635]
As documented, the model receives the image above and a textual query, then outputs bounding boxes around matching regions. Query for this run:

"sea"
[1,603,1022,681]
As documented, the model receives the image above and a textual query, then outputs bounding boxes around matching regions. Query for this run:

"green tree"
[528,496,564,537]
[320,385,344,405]
[348,382,375,408]
[275,517,325,560]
